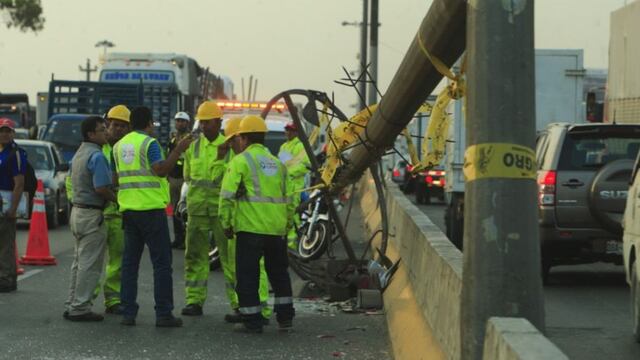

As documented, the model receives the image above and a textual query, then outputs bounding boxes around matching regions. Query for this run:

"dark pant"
[0,217,17,289]
[236,232,294,328]
[121,209,174,319]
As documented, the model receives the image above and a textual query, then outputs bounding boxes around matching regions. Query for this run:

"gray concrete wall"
[483,318,568,360]
[355,172,568,360]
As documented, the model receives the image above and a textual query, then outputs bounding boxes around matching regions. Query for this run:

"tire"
[58,195,69,226]
[297,221,329,261]
[445,193,464,250]
[541,257,552,285]
[632,265,640,342]
[47,199,59,229]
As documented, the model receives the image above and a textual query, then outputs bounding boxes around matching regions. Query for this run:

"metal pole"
[359,0,369,110]
[241,78,246,102]
[461,1,544,359]
[78,58,97,81]
[332,0,466,192]
[368,0,379,106]
[253,78,259,102]
[247,75,253,103]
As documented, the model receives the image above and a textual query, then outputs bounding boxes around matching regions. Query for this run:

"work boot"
[171,241,185,250]
[156,316,183,328]
[278,320,293,331]
[232,323,263,334]
[66,312,104,322]
[120,317,136,326]
[105,304,124,315]
[224,309,242,323]
[181,304,203,316]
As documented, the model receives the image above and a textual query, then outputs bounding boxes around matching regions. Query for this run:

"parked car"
[16,139,70,228]
[622,150,640,342]
[536,123,640,282]
[14,128,30,139]
[415,168,446,204]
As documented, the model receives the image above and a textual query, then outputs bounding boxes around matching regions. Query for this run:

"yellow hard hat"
[224,116,243,142]
[238,115,268,134]
[196,101,223,121]
[107,105,130,123]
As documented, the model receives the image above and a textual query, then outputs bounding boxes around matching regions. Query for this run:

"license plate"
[606,240,623,255]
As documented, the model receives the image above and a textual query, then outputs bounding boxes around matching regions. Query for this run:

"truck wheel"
[632,265,640,342]
[445,194,464,250]
[424,187,431,204]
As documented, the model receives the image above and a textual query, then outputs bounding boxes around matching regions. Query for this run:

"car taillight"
[393,169,400,177]
[426,176,434,184]
[407,164,414,172]
[440,177,445,187]
[537,170,556,206]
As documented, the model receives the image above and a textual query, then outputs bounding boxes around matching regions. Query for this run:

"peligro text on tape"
[463,143,536,182]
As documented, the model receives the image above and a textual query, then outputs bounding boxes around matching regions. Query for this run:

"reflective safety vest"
[184,133,226,216]
[113,131,169,211]
[219,143,293,236]
[278,137,309,191]
[102,143,120,217]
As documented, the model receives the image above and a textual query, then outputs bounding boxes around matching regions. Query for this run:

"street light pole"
[359,0,369,110]
[368,0,379,106]
[462,1,544,358]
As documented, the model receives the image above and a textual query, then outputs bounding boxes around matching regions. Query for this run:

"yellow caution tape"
[322,104,377,187]
[417,32,456,81]
[402,128,421,165]
[463,143,537,182]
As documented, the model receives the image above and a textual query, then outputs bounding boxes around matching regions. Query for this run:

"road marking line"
[17,269,43,281]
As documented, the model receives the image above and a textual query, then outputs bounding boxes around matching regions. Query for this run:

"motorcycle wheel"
[297,221,329,261]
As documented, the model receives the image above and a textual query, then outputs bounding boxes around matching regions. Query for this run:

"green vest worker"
[113,106,193,327]
[100,105,131,314]
[181,101,228,316]
[219,115,295,334]
[278,122,311,248]
[220,117,272,324]
[168,111,191,249]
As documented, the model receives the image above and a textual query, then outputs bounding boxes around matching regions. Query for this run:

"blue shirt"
[0,142,28,191]
[87,151,112,188]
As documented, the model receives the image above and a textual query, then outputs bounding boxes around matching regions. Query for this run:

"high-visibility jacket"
[183,133,226,216]
[102,143,120,217]
[278,137,310,190]
[219,143,293,236]
[113,131,169,211]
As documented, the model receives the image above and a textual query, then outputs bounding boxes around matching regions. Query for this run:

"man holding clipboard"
[0,118,27,293]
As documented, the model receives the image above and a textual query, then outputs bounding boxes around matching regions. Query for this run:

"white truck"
[444,49,587,248]
[606,0,640,124]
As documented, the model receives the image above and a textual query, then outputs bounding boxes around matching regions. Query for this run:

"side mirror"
[56,163,69,172]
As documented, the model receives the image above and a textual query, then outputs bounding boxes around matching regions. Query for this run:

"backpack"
[8,146,38,200]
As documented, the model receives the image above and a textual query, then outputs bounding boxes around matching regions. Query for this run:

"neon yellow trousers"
[185,215,271,317]
[94,216,123,307]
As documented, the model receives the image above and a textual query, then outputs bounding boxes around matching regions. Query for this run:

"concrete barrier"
[483,318,568,360]
[355,172,567,360]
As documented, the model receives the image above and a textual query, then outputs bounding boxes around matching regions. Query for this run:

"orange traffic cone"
[14,240,24,275]
[20,180,56,266]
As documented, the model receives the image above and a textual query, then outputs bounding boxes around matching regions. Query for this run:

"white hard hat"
[174,111,190,121]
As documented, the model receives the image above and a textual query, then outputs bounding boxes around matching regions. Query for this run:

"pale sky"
[0,0,629,115]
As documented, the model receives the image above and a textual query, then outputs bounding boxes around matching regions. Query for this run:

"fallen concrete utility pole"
[461,1,545,359]
[331,0,467,192]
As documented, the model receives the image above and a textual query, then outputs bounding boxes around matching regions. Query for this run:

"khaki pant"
[66,207,106,315]
[0,217,17,289]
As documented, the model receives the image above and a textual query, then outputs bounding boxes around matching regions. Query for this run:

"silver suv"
[536,123,640,282]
